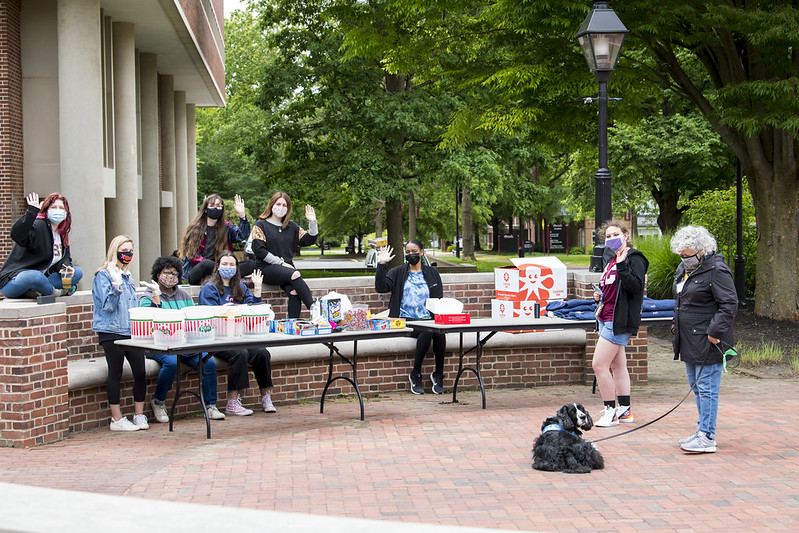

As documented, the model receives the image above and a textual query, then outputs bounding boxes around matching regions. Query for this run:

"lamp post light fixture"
[575,1,628,272]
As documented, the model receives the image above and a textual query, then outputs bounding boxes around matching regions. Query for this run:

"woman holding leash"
[671,225,737,453]
[375,240,447,395]
[592,220,649,427]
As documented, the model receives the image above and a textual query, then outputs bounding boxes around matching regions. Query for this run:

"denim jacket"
[92,269,138,335]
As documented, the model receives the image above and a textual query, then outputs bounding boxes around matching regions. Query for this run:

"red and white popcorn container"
[214,306,244,338]
[242,304,274,336]
[183,306,215,343]
[152,309,185,347]
[129,307,155,340]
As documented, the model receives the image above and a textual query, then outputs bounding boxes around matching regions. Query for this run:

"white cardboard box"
[490,299,546,319]
[494,256,567,301]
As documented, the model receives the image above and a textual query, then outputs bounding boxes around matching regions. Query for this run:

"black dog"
[532,402,604,474]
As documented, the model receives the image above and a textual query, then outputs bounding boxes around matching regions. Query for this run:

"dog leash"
[589,341,738,444]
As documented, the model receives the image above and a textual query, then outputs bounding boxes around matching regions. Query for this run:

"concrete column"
[174,91,189,232]
[186,103,198,216]
[57,0,104,285]
[138,53,161,271]
[159,75,177,255]
[106,22,140,278]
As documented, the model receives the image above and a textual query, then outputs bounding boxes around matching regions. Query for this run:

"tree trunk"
[408,192,416,241]
[374,202,384,238]
[462,188,475,260]
[386,199,404,269]
[491,217,500,251]
[651,186,684,233]
[745,151,799,320]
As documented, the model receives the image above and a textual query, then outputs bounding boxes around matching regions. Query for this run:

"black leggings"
[259,263,313,318]
[100,337,147,405]
[213,348,272,391]
[411,331,447,377]
[188,259,256,285]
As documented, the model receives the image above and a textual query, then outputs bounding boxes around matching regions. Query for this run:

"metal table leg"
[320,340,364,420]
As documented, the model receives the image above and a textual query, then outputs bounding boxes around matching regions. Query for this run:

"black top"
[375,262,444,318]
[0,205,72,288]
[251,219,317,268]
[608,248,649,336]
[672,253,737,364]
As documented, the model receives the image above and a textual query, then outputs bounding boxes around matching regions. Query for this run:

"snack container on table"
[214,306,244,338]
[183,306,215,343]
[152,309,185,347]
[129,307,155,340]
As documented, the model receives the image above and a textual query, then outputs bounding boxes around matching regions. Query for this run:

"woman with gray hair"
[670,225,737,453]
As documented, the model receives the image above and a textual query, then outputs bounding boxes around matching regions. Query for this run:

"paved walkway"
[1,338,798,531]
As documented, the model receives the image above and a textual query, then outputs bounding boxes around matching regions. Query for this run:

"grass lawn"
[293,248,591,277]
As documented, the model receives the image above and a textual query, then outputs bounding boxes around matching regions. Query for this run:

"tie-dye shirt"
[399,271,431,319]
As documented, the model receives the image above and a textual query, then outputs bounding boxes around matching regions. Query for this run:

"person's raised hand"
[251,268,263,288]
[234,194,246,219]
[140,280,161,296]
[107,262,123,288]
[305,204,316,222]
[26,193,42,210]
[378,245,394,264]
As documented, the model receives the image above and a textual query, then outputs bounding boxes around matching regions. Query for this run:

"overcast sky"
[224,0,247,18]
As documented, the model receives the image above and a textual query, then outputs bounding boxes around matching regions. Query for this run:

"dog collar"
[542,423,577,436]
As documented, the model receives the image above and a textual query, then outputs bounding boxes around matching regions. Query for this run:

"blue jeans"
[0,267,84,298]
[148,353,218,406]
[685,362,723,440]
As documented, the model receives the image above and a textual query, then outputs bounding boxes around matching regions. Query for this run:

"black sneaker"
[409,373,424,395]
[430,373,444,395]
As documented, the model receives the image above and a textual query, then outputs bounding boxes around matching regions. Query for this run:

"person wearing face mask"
[178,194,254,285]
[0,192,83,298]
[198,252,277,415]
[591,220,649,428]
[375,239,447,395]
[251,191,318,318]
[139,256,225,424]
[670,226,737,454]
[91,235,148,432]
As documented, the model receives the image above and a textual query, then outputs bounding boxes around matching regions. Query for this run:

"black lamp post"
[576,1,628,272]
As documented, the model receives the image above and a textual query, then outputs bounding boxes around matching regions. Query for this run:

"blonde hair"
[96,234,134,274]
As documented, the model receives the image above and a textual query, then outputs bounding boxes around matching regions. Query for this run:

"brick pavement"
[1,338,798,532]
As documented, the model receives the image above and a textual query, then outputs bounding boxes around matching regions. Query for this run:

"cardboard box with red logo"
[494,256,567,302]
[490,299,546,320]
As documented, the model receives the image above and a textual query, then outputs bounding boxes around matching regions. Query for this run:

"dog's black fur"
[532,403,604,474]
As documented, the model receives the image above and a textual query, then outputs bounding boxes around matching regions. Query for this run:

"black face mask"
[405,253,421,266]
[117,251,133,265]
[206,207,224,220]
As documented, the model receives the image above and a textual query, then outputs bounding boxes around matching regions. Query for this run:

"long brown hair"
[258,191,292,229]
[179,194,230,260]
[211,251,246,303]
[36,193,72,246]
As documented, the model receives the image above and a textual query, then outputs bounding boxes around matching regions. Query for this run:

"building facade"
[0,0,225,285]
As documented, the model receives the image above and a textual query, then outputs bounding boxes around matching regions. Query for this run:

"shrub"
[635,234,680,300]
[568,246,585,255]
[683,185,756,296]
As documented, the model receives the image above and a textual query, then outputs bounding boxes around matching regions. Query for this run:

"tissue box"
[434,313,470,325]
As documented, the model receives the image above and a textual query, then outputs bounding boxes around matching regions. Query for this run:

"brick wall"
[0,0,24,270]
[0,309,69,447]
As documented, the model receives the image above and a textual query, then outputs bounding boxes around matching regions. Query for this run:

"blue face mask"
[605,236,624,251]
[48,209,67,224]
[218,266,237,280]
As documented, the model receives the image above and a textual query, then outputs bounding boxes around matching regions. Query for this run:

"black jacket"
[608,248,649,336]
[0,206,72,289]
[672,253,737,364]
[375,262,443,318]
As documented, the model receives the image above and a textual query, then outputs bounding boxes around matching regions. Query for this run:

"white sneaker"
[151,399,169,423]
[132,414,149,430]
[206,405,226,420]
[109,416,140,432]
[225,397,253,416]
[595,406,619,427]
[261,390,277,413]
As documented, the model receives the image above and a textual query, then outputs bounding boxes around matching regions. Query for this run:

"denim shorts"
[597,319,631,346]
